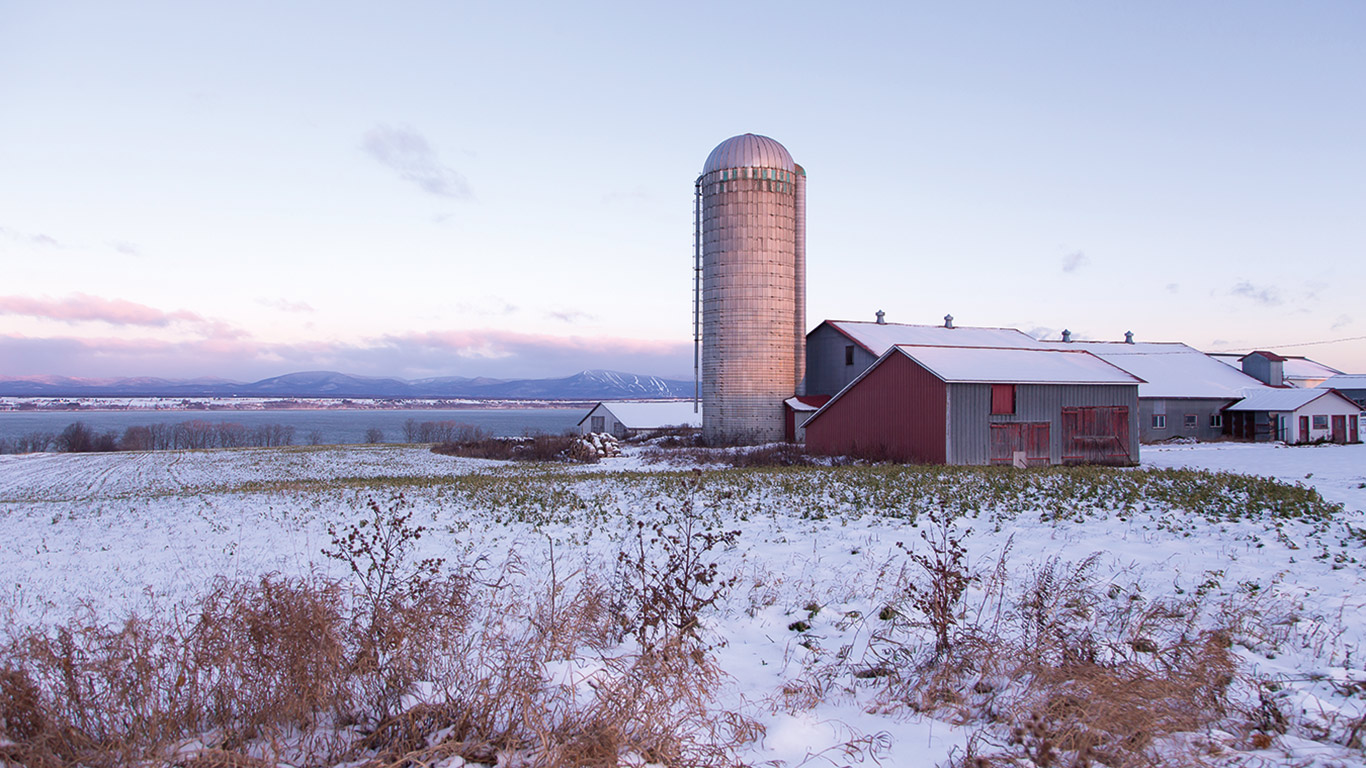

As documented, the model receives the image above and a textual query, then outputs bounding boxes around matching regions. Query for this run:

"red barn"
[804,345,1142,466]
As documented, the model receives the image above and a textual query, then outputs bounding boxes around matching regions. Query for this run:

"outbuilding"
[577,401,702,439]
[1211,352,1343,389]
[804,345,1142,466]
[1319,375,1366,409]
[783,395,830,443]
[1223,389,1362,444]
[1051,340,1268,442]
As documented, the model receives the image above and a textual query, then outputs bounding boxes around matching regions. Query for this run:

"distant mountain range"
[0,370,697,401]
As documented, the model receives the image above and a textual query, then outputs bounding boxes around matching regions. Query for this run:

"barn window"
[844,345,855,365]
[1184,414,1198,429]
[991,384,1016,415]
[591,416,605,432]
[1209,413,1222,428]
[1312,415,1328,430]
[1152,414,1167,429]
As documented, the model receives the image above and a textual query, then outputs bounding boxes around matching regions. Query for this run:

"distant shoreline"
[0,397,605,413]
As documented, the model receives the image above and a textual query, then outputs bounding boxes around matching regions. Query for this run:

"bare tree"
[119,426,154,451]
[365,427,385,444]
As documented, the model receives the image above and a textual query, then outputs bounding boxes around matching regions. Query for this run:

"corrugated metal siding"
[949,383,1139,465]
[805,324,878,396]
[1138,398,1236,443]
[805,353,947,463]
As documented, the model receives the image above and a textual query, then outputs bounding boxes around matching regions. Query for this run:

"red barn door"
[1062,406,1132,465]
[990,423,1050,466]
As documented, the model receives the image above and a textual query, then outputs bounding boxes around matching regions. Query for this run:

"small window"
[844,345,855,366]
[1312,415,1328,430]
[1209,413,1223,429]
[591,416,605,432]
[1184,414,1198,429]
[1152,414,1167,429]
[991,384,1016,415]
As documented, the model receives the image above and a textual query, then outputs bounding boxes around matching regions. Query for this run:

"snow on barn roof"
[1209,352,1343,385]
[825,320,1046,356]
[1224,388,1359,412]
[1047,341,1267,399]
[894,345,1142,385]
[1284,357,1345,381]
[1320,374,1366,390]
[577,401,701,429]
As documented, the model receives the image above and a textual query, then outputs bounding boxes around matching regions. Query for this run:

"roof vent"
[875,310,886,325]
[1124,331,1134,344]
[943,314,954,329]
[1062,329,1072,343]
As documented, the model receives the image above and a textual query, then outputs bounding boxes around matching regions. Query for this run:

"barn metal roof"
[1224,388,1360,412]
[702,133,796,174]
[1320,374,1366,390]
[1050,341,1268,399]
[1282,358,1345,381]
[825,320,1047,356]
[577,401,702,429]
[894,345,1142,385]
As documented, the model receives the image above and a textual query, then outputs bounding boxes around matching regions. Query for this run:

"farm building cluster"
[581,132,1362,467]
[583,314,1363,465]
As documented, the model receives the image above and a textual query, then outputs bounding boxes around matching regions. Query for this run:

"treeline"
[0,420,303,455]
[400,419,488,444]
[0,418,501,454]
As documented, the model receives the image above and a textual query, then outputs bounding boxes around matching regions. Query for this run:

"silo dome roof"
[702,133,795,174]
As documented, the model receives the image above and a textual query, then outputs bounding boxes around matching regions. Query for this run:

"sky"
[1,1,1363,382]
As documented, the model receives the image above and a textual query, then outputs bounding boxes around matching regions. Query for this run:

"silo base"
[702,397,787,445]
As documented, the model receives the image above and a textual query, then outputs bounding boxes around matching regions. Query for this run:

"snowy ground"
[1,442,1364,766]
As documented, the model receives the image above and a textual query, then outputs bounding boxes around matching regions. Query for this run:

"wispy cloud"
[1166,283,1179,294]
[1061,250,1087,273]
[362,124,472,199]
[0,294,204,327]
[109,241,141,256]
[0,226,61,248]
[545,308,595,323]
[1229,280,1282,306]
[1332,315,1352,330]
[255,297,315,313]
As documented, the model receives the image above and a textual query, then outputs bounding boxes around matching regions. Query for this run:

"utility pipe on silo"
[693,177,702,413]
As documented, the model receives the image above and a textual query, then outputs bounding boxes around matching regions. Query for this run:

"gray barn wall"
[947,383,1140,466]
[805,324,878,396]
[1138,398,1234,443]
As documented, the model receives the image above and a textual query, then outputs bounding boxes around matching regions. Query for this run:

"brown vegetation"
[431,432,588,462]
[0,494,754,767]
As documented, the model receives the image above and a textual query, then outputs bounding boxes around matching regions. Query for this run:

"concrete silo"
[693,133,806,444]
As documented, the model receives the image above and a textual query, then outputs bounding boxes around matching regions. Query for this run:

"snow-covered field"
[1,442,1364,766]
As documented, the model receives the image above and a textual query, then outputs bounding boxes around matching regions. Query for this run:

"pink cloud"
[0,294,204,327]
[0,328,694,381]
